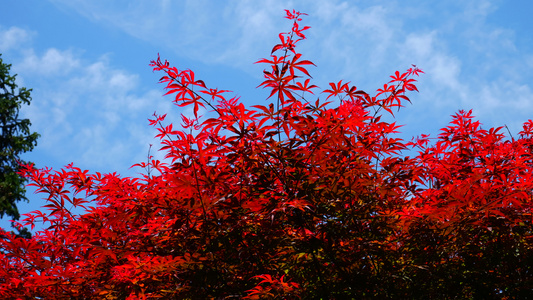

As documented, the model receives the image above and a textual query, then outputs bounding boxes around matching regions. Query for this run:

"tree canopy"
[1,11,532,299]
[0,54,39,234]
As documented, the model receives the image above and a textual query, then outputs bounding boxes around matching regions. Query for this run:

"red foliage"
[1,9,533,299]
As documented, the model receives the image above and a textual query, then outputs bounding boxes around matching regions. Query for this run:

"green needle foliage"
[0,54,39,235]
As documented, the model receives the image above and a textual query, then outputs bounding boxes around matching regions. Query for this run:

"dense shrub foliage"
[1,10,533,299]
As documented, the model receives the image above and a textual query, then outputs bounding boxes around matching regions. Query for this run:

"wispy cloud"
[48,0,295,72]
[13,0,533,153]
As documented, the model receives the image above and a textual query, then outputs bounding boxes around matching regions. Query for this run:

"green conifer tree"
[0,54,39,238]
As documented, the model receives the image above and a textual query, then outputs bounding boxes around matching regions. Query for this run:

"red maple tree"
[1,10,532,299]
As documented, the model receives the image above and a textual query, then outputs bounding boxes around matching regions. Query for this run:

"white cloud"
[462,0,496,20]
[0,17,184,175]
[428,54,463,92]
[472,80,533,129]
[14,50,167,174]
[402,32,436,59]
[397,32,441,102]
[0,26,33,52]
[17,48,81,76]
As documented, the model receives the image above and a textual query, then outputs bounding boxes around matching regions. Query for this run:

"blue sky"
[1,0,533,231]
